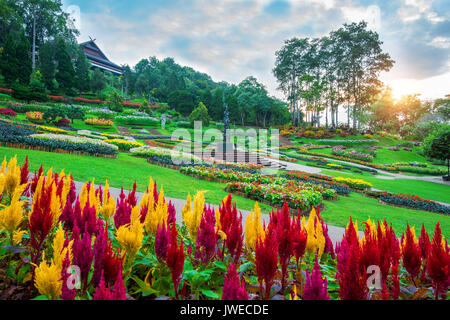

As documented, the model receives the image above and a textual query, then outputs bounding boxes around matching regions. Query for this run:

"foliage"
[189,102,211,126]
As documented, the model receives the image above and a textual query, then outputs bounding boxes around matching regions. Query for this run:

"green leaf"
[239,261,253,273]
[213,261,227,272]
[201,289,219,299]
[31,295,48,300]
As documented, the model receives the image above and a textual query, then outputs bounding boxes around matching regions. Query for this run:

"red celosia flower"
[168,200,176,225]
[114,188,132,228]
[402,223,422,281]
[155,221,170,262]
[166,223,185,299]
[360,222,380,275]
[194,206,217,266]
[222,263,248,300]
[390,236,401,300]
[320,217,335,259]
[127,180,137,207]
[427,223,450,299]
[292,211,307,268]
[60,252,77,300]
[419,223,431,260]
[255,224,278,300]
[336,218,367,300]
[93,271,127,300]
[219,196,244,264]
[72,231,94,293]
[303,253,329,300]
[271,200,294,290]
[20,156,29,195]
[29,182,54,263]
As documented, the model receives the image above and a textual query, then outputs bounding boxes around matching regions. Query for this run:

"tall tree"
[54,38,75,93]
[38,41,55,90]
[90,68,106,94]
[73,46,90,92]
[9,0,78,71]
[0,31,32,85]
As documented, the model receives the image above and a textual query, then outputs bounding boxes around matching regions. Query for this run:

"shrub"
[26,111,44,122]
[56,118,70,127]
[0,108,17,117]
[115,116,159,126]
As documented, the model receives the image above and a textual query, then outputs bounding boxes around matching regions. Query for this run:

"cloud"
[341,5,381,31]
[64,0,450,100]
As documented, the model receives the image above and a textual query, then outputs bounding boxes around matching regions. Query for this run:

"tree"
[74,46,90,92]
[9,0,79,71]
[43,105,66,124]
[423,128,450,179]
[90,68,106,94]
[396,94,426,127]
[38,41,55,90]
[189,102,211,126]
[66,105,85,124]
[55,38,75,93]
[0,31,32,85]
[168,90,195,115]
[109,91,123,112]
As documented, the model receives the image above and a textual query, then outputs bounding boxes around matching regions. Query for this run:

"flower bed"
[0,108,17,117]
[332,177,372,190]
[0,155,448,301]
[104,139,144,151]
[365,191,450,215]
[331,146,374,162]
[115,116,159,126]
[282,172,352,195]
[0,132,118,156]
[226,181,327,210]
[85,118,114,127]
[294,147,398,172]
[38,125,69,135]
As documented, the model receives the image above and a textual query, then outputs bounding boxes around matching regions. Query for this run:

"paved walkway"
[73,181,359,244]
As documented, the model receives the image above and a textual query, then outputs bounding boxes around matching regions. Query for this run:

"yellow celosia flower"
[100,181,116,222]
[4,156,21,197]
[143,184,168,235]
[13,230,27,245]
[0,183,28,235]
[303,207,325,257]
[52,224,68,269]
[244,202,265,251]
[182,191,205,240]
[34,253,62,300]
[116,206,144,258]
[50,182,62,227]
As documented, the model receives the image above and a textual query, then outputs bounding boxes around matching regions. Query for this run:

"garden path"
[73,181,361,244]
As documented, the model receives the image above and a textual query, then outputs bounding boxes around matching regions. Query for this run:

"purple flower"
[303,254,329,300]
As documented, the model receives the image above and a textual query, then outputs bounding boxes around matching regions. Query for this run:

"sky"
[62,0,450,101]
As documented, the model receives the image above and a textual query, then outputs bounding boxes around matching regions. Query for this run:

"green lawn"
[320,169,450,203]
[2,146,449,238]
[322,193,450,238]
[0,146,271,213]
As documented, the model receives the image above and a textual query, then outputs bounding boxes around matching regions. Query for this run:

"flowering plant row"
[281,172,352,195]
[114,116,160,126]
[85,118,114,127]
[0,108,17,117]
[226,181,328,210]
[283,170,372,191]
[180,166,275,185]
[38,126,69,135]
[366,191,450,215]
[104,139,144,151]
[294,147,398,172]
[0,132,119,156]
[0,156,448,300]
[131,146,203,165]
[332,146,374,162]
